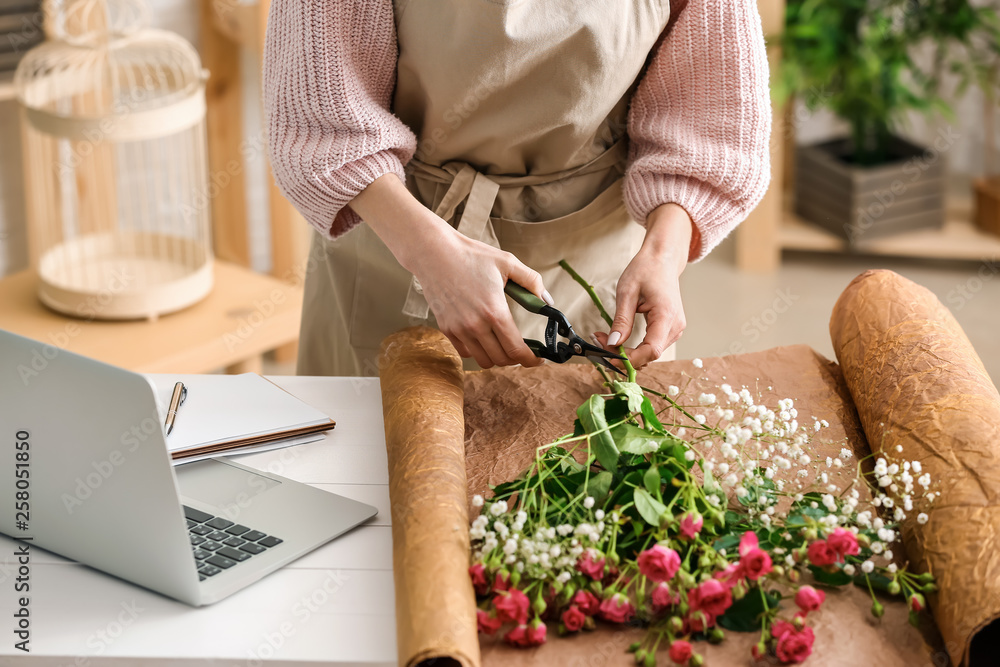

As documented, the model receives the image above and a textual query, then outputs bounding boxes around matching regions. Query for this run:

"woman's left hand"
[594,203,694,369]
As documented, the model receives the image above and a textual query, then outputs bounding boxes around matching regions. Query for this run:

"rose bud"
[668,640,693,665]
[510,570,521,588]
[871,600,885,618]
[644,652,656,667]
[751,640,767,660]
[668,616,684,633]
[909,610,921,628]
[628,642,642,654]
[787,568,801,583]
[708,627,725,644]
[887,580,901,595]
[690,653,705,667]
[923,583,938,593]
[533,596,547,616]
[856,533,872,548]
[804,528,818,541]
[634,648,646,664]
[909,593,926,612]
[771,565,785,578]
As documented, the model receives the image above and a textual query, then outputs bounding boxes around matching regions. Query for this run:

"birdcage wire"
[14,0,212,320]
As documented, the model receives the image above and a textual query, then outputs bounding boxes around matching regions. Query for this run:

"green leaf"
[612,381,645,414]
[809,565,853,587]
[639,397,665,434]
[633,487,667,527]
[717,589,781,632]
[613,423,664,455]
[712,533,741,553]
[576,395,619,474]
[643,466,661,496]
[579,471,613,504]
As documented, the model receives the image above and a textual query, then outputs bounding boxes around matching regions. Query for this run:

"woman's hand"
[594,203,693,369]
[349,174,551,369]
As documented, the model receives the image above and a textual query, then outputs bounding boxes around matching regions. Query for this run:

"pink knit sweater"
[263,1,771,262]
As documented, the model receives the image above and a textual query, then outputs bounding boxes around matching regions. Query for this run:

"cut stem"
[559,259,638,382]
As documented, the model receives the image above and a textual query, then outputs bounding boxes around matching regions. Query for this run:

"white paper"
[145,373,333,455]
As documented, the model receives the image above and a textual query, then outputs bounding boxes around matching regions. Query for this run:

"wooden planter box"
[794,137,945,245]
[973,176,1000,238]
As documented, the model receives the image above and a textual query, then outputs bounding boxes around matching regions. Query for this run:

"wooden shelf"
[779,199,1000,262]
[0,72,15,102]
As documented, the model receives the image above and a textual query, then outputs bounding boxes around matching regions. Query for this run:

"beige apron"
[298,0,675,377]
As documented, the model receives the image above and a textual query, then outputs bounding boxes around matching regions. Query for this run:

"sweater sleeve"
[623,0,772,262]
[263,0,417,239]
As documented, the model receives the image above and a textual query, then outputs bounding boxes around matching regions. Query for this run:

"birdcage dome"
[14,0,214,321]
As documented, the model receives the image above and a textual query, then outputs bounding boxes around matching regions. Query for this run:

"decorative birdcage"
[15,0,212,320]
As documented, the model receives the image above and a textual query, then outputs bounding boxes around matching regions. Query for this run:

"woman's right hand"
[349,174,551,369]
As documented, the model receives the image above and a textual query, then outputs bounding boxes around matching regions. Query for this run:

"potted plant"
[779,0,1000,245]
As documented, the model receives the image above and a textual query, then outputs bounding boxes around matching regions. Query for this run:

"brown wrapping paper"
[378,327,480,667]
[465,346,938,666]
[830,269,1000,667]
[378,267,997,666]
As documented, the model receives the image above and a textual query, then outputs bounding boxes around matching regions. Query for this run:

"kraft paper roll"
[378,326,480,667]
[830,269,1000,667]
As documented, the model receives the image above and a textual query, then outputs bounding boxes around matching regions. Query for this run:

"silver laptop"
[0,329,377,606]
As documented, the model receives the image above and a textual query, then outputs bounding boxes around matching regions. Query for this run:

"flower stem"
[559,259,638,382]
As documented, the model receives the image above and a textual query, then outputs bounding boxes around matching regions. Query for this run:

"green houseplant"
[778,0,1000,243]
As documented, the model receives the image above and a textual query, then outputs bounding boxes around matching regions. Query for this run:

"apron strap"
[402,167,502,319]
[401,138,627,320]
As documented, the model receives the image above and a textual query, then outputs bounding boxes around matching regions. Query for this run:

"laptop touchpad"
[176,459,281,511]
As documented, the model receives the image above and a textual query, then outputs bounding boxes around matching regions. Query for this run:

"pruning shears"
[504,280,626,376]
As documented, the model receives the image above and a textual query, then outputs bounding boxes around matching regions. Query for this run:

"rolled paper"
[830,269,1000,667]
[379,326,480,667]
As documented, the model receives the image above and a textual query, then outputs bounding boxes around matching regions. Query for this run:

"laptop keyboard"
[183,506,283,581]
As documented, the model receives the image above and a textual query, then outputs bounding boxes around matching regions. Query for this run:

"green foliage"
[634,487,668,526]
[576,395,620,474]
[779,0,1000,165]
[718,590,782,632]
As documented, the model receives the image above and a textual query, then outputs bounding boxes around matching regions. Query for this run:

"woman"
[264,0,771,377]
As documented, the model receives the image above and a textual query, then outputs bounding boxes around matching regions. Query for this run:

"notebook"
[145,373,336,464]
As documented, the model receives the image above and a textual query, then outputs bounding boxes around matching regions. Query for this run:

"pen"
[164,382,187,436]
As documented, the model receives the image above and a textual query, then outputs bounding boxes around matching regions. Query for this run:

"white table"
[0,377,397,666]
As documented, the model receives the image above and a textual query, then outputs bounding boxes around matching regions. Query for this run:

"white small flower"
[871,541,884,554]
[692,358,703,368]
[840,448,853,460]
[735,486,748,498]
[917,513,929,525]
[668,385,679,397]
[844,563,856,576]
[472,495,484,507]
[557,571,571,584]
[887,563,898,573]
[862,560,874,573]
[684,450,696,461]
[883,550,893,561]
[583,496,595,509]
[896,445,904,453]
[694,414,707,425]
[918,473,931,488]
[698,393,716,406]
[911,461,922,473]
[490,500,508,516]
[595,509,605,521]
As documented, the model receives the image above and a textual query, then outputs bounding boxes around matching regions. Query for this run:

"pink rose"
[598,593,636,624]
[689,579,733,618]
[476,609,502,635]
[503,622,545,647]
[573,590,600,616]
[561,605,586,632]
[714,561,745,588]
[794,585,825,613]
[826,528,860,559]
[650,582,679,613]
[669,639,693,664]
[678,512,704,540]
[494,589,530,625]
[771,619,795,639]
[576,552,607,580]
[739,531,760,557]
[684,610,716,634]
[494,571,510,592]
[637,544,682,582]
[527,620,547,646]
[775,626,815,664]
[738,531,773,580]
[807,540,838,567]
[469,564,490,596]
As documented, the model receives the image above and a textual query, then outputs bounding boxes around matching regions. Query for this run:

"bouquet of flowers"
[467,268,937,666]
